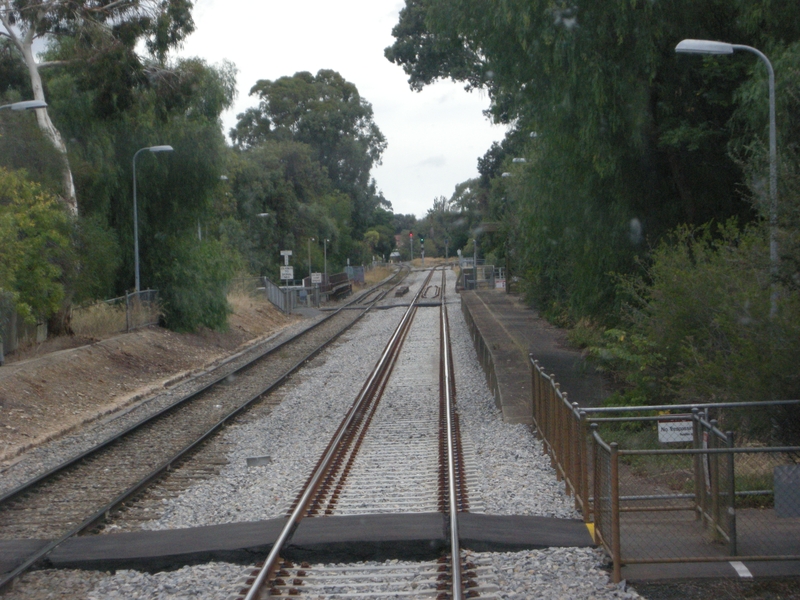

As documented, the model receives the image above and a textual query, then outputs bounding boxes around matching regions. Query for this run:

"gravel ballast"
[7,270,637,598]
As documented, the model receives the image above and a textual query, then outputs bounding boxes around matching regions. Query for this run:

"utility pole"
[409,232,413,262]
[473,238,478,290]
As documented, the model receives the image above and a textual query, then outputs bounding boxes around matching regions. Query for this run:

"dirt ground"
[0,294,297,468]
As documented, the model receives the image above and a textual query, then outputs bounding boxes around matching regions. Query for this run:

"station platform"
[460,289,800,585]
[459,290,609,423]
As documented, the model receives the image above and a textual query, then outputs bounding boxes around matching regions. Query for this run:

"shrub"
[589,220,800,419]
[154,235,241,332]
[0,168,71,323]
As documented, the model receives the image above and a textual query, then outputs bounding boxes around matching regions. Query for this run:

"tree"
[0,168,71,323]
[0,0,195,213]
[388,0,800,322]
[231,69,388,238]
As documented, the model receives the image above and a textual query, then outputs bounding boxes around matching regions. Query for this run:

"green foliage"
[387,0,800,322]
[0,89,65,195]
[0,169,71,323]
[231,70,389,240]
[154,236,240,332]
[71,215,121,303]
[224,140,350,278]
[586,222,800,412]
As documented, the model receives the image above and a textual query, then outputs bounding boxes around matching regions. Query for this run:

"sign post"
[280,250,293,286]
[280,265,294,283]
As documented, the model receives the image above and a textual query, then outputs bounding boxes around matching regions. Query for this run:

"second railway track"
[0,268,409,592]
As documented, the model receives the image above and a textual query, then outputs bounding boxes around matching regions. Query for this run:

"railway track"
[0,268,409,593]
[231,268,498,599]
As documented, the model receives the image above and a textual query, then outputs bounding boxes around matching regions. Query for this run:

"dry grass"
[71,302,127,338]
[71,298,160,338]
[364,265,394,285]
[227,291,261,313]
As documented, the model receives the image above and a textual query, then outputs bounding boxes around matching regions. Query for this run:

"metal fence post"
[570,401,580,503]
[551,380,560,474]
[592,423,600,540]
[610,442,621,584]
[710,419,721,540]
[531,358,538,430]
[692,408,702,521]
[125,292,131,332]
[727,430,737,556]
[579,411,590,522]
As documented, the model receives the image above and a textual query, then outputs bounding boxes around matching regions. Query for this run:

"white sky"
[175,0,506,218]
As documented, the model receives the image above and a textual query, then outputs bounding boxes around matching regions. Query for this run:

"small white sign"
[311,272,322,284]
[658,420,693,444]
[280,250,292,256]
[280,266,294,281]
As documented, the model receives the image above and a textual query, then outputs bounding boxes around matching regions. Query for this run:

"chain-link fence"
[530,355,800,582]
[71,290,160,337]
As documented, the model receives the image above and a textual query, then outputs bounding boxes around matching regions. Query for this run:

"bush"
[0,168,71,323]
[588,220,800,415]
[154,235,241,332]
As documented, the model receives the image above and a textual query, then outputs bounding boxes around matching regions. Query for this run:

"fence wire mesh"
[71,290,160,336]
[530,355,800,579]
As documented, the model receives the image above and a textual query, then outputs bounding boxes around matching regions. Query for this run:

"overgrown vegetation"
[0,8,405,335]
[387,0,800,415]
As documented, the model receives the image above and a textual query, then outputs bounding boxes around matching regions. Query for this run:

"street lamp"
[307,237,315,278]
[324,238,330,282]
[676,39,778,316]
[0,100,47,111]
[132,145,173,293]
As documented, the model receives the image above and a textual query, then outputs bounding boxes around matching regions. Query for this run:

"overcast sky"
[175,0,506,218]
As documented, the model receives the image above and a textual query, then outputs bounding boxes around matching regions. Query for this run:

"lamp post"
[0,100,47,111]
[308,237,315,278]
[324,238,330,282]
[676,39,778,316]
[132,145,173,293]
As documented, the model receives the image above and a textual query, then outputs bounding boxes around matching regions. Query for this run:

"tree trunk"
[20,41,78,215]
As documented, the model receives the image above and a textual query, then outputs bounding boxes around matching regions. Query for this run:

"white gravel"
[475,547,639,599]
[445,294,579,519]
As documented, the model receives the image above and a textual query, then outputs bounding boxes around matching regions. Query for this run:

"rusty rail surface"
[241,270,436,599]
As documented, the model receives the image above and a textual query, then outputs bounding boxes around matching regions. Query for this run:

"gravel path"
[4,270,639,598]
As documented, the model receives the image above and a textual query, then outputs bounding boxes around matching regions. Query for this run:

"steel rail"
[440,268,463,600]
[243,269,435,600]
[0,268,409,594]
[0,267,407,507]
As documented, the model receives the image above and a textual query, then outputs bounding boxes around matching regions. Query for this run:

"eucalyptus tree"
[0,0,195,213]
[231,69,388,238]
[387,0,800,321]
